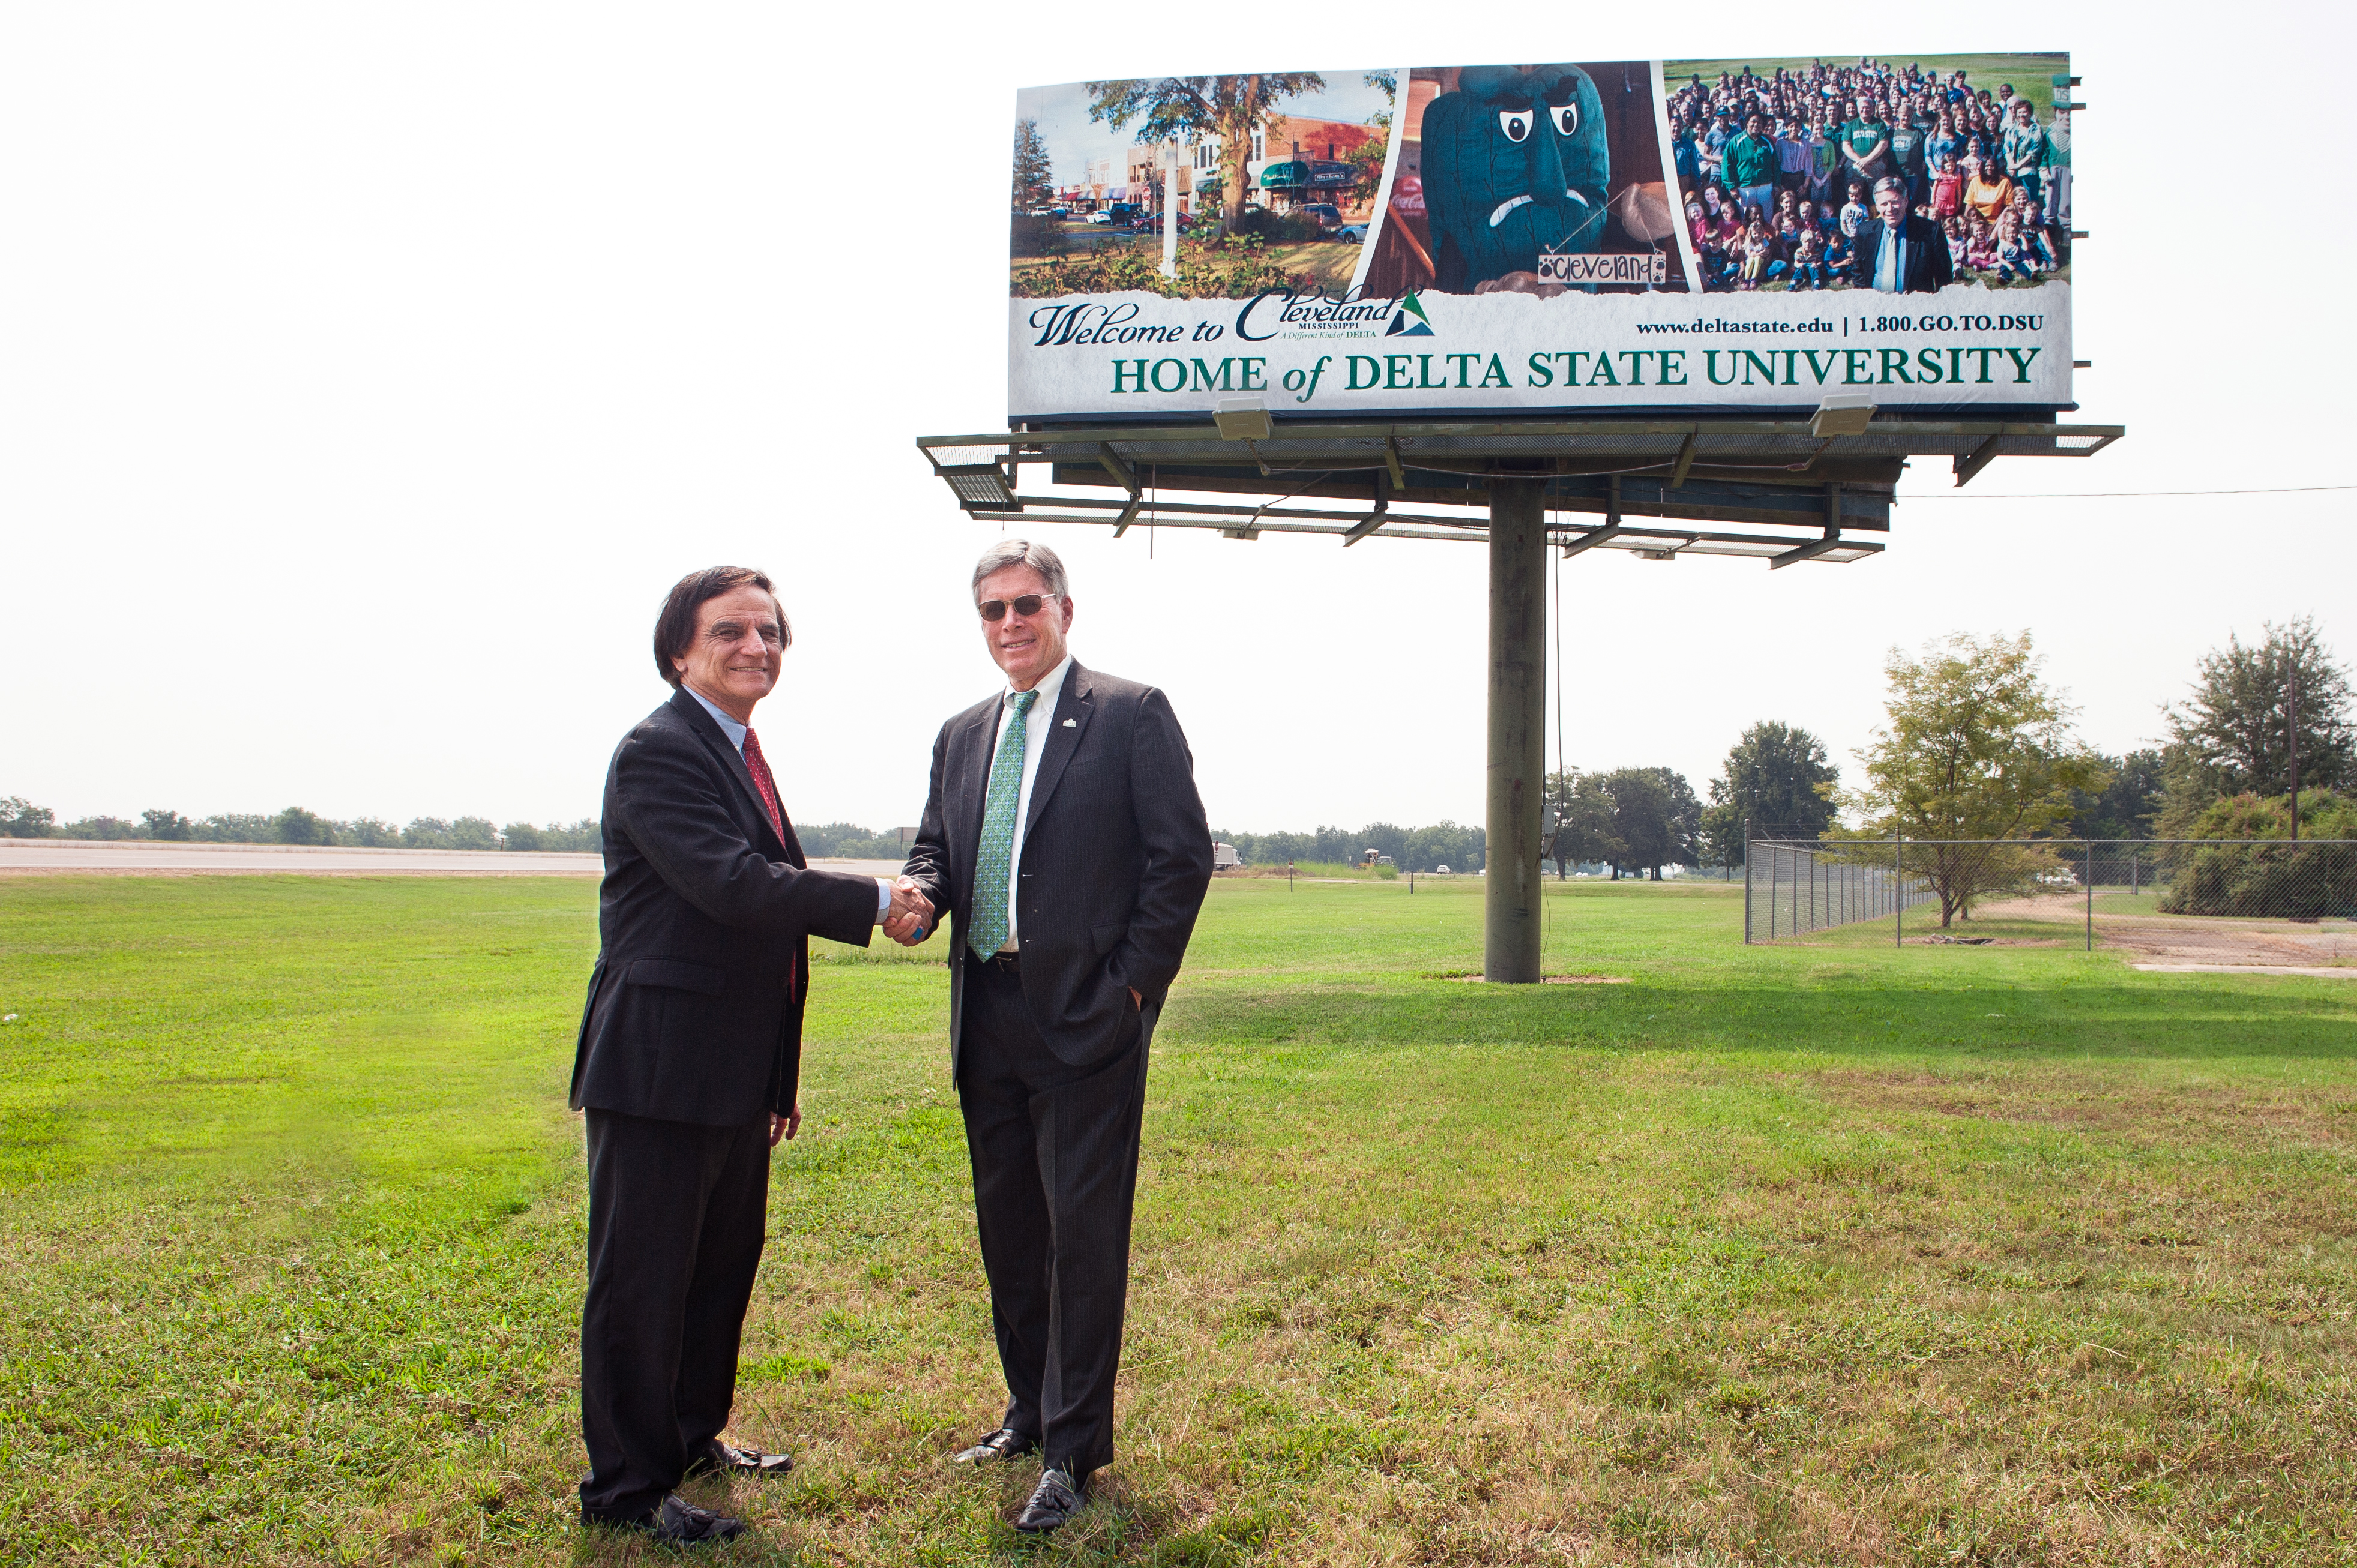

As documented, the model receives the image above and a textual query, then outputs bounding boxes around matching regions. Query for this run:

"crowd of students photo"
[1667,58,2072,293]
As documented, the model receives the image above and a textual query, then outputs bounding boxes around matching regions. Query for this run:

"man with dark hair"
[570,566,933,1544]
[1850,176,1953,294]
[901,539,1213,1534]
[1724,111,1777,219]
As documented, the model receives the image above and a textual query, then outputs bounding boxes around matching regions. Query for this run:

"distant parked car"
[1299,202,1343,232]
[1335,222,1368,244]
[1025,206,1052,217]
[1086,210,1115,224]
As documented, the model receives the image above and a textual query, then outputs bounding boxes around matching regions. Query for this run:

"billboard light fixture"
[1810,394,1876,438]
[1212,397,1273,442]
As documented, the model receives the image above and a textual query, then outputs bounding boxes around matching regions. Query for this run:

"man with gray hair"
[1849,175,1952,294]
[898,539,1212,1533]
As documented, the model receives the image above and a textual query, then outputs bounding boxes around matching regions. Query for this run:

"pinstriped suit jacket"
[903,661,1213,1074]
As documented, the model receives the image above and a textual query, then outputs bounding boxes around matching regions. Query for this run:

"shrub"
[59,815,144,840]
[2155,791,2357,918]
[1013,233,1313,301]
[1010,212,1068,257]
[1233,206,1324,244]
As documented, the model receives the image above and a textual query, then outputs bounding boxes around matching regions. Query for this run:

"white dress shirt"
[684,683,890,922]
[985,653,1072,952]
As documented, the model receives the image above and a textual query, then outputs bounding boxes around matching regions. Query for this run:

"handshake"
[882,876,936,947]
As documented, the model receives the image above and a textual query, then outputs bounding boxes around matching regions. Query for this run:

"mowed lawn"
[1,875,2352,1566]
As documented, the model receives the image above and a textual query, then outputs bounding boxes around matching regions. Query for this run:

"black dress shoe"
[597,1493,745,1543]
[687,1437,793,1477]
[952,1426,1038,1464]
[1013,1467,1088,1533]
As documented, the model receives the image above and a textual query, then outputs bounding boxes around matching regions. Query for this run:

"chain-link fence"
[1745,837,2357,965]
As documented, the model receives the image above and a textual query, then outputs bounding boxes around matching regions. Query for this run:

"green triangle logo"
[1385,292,1434,337]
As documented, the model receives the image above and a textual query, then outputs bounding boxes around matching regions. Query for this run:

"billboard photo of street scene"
[1662,53,2073,293]
[1010,71,1397,302]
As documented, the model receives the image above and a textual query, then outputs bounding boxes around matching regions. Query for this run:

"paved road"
[0,842,922,877]
[0,842,914,877]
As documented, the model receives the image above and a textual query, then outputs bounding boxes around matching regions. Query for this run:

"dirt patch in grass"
[1429,972,1631,984]
[1813,1067,2357,1153]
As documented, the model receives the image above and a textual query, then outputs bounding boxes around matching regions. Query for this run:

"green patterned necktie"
[968,688,1039,958]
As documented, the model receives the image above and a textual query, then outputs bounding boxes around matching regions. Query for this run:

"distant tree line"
[797,823,918,861]
[0,799,600,852]
[1213,822,1486,873]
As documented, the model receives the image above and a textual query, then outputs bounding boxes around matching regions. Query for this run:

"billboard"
[1010,57,2075,421]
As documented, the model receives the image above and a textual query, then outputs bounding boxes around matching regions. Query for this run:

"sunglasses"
[977,593,1058,622]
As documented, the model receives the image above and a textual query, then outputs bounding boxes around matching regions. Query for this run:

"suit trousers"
[957,953,1152,1476]
[579,1107,771,1522]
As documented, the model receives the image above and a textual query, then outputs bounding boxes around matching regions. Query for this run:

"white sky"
[4,3,2351,835]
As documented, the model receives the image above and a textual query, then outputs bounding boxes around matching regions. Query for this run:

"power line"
[1909,483,2357,500]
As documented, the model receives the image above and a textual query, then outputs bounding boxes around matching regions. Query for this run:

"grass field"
[2,874,2352,1565]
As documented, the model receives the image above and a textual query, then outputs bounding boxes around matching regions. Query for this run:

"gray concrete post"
[1485,478,1546,982]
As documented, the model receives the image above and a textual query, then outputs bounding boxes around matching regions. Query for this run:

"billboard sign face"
[1009,57,2075,421]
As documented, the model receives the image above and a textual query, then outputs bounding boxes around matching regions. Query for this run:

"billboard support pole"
[1485,478,1546,983]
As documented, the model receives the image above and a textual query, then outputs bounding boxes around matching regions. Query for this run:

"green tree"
[1598,767,1700,880]
[502,822,546,852]
[142,808,193,841]
[1086,73,1326,235]
[1011,117,1055,211]
[1705,721,1838,861]
[1543,770,1624,878]
[1837,632,2107,927]
[2066,748,2164,840]
[2163,616,2352,802]
[61,815,142,840]
[274,806,333,846]
[199,813,274,843]
[1343,71,1396,205]
[448,817,499,852]
[1,797,56,838]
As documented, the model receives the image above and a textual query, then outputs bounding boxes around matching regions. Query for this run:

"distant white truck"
[1212,841,1241,870]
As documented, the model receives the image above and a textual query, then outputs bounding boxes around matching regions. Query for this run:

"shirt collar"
[683,684,749,752]
[1007,654,1074,716]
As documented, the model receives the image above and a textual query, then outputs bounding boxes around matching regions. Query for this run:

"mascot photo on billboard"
[1422,64,1610,291]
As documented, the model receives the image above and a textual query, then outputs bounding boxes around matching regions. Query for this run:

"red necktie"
[741,728,786,845]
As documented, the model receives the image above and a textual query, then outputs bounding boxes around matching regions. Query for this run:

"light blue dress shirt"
[684,685,890,922]
[1875,224,1906,292]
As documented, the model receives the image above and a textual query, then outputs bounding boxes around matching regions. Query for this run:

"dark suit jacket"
[1847,213,1953,293]
[570,687,880,1126]
[903,661,1212,1074]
